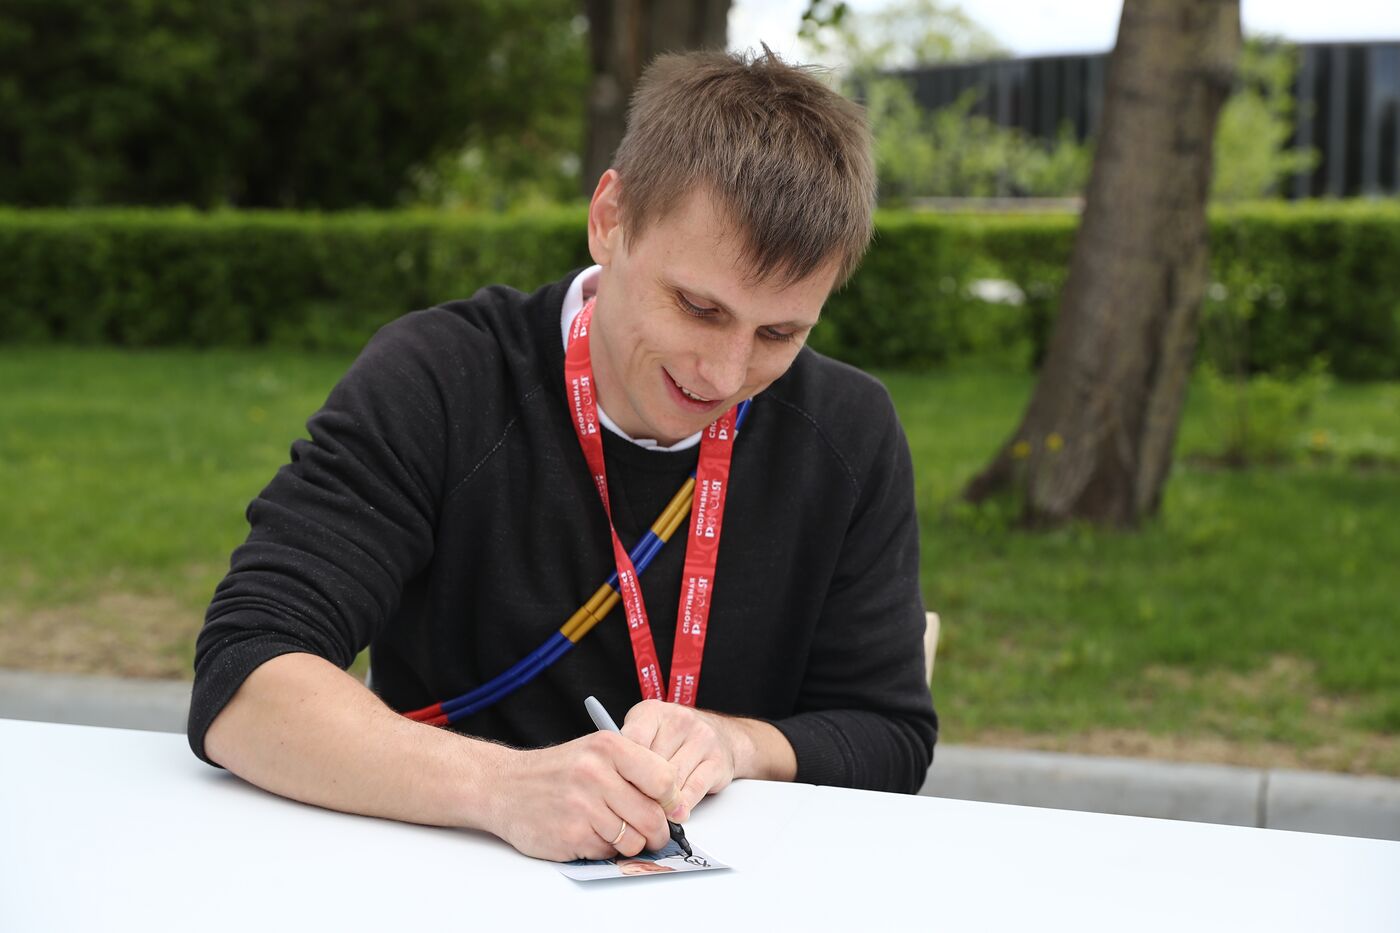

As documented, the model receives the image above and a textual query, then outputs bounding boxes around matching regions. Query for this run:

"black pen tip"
[669,820,692,857]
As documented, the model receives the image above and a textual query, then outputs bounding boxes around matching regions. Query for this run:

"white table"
[2,718,1397,932]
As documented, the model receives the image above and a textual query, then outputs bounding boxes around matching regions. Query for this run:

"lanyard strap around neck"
[564,296,737,705]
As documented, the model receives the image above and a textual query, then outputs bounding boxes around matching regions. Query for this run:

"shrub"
[1195,360,1331,465]
[1202,203,1400,380]
[0,208,589,348]
[2,202,1398,380]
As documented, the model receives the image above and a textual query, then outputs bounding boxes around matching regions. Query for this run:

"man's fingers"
[612,822,649,858]
[587,812,623,855]
[601,782,670,853]
[677,757,725,819]
[588,806,643,859]
[665,739,711,815]
[495,733,697,863]
[620,699,664,748]
[609,705,735,824]
[605,732,681,811]
[629,715,688,761]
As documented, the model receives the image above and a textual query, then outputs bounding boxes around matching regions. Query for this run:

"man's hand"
[621,700,797,822]
[483,731,681,862]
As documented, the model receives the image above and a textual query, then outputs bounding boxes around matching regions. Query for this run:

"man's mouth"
[678,383,714,402]
[665,370,719,406]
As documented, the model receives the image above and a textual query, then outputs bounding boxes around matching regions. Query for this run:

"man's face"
[586,171,838,446]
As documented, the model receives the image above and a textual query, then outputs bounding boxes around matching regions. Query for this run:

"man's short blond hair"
[613,48,876,288]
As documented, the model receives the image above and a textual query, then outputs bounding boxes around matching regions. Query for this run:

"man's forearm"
[203,652,510,831]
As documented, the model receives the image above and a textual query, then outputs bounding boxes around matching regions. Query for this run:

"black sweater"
[190,273,938,792]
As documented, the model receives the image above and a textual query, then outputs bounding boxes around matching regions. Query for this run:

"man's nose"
[694,327,752,399]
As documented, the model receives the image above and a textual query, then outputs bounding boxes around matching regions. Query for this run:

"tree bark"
[581,0,732,195]
[963,0,1240,529]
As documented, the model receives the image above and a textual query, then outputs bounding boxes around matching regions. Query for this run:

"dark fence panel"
[898,41,1400,198]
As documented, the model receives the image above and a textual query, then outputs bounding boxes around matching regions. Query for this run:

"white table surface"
[3,718,1397,932]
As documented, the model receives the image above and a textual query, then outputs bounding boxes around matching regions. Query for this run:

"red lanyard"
[564,297,737,705]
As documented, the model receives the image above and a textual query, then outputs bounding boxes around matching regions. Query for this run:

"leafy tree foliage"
[1211,38,1318,201]
[801,0,1087,202]
[864,82,1091,202]
[800,0,1002,71]
[801,4,1313,206]
[0,0,586,209]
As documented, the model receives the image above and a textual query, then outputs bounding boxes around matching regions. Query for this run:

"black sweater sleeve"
[187,313,453,764]
[769,390,938,793]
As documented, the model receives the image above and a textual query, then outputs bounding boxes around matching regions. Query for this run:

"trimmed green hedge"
[1206,203,1400,380]
[839,203,1400,379]
[3,203,1398,377]
[0,209,590,351]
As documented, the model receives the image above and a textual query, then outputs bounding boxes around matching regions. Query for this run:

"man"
[190,49,937,863]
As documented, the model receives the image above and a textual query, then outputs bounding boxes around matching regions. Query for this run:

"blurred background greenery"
[0,1,1328,211]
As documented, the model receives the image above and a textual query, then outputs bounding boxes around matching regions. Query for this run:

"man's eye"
[676,292,796,344]
[677,294,716,317]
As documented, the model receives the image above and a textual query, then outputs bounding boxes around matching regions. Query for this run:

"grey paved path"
[5,667,1399,842]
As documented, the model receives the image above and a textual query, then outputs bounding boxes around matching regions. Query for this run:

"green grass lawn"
[2,347,1398,774]
[884,367,1400,774]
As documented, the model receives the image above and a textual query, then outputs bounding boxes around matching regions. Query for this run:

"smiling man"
[583,181,834,446]
[190,49,937,862]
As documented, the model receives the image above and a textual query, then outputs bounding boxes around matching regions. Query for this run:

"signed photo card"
[558,838,730,881]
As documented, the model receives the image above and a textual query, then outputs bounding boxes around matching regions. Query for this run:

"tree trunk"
[581,0,732,195]
[963,0,1240,529]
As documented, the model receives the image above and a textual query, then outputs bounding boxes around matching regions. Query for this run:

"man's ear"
[587,169,624,267]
